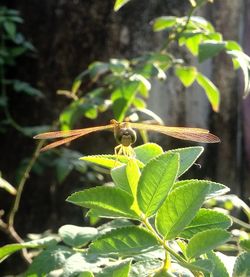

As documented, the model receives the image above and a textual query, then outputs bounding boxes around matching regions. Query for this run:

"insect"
[33,119,220,155]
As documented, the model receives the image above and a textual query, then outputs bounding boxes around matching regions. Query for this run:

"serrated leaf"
[96,259,131,277]
[88,226,158,256]
[81,155,144,169]
[126,159,140,197]
[239,239,250,252]
[196,72,220,112]
[153,16,177,31]
[111,164,131,194]
[137,152,179,217]
[25,246,73,276]
[114,0,131,11]
[186,229,231,259]
[173,179,229,199]
[67,187,139,219]
[156,182,210,239]
[206,251,230,277]
[199,41,226,62]
[170,146,204,177]
[180,208,232,239]
[62,253,109,277]
[0,236,59,262]
[190,259,214,273]
[134,143,163,164]
[175,66,197,87]
[130,259,163,277]
[233,252,250,277]
[59,225,98,247]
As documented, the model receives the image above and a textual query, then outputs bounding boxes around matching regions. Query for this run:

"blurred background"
[1,0,250,274]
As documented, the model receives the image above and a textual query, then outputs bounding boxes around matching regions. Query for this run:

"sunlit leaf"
[196,72,220,112]
[114,0,131,11]
[156,181,209,239]
[175,66,197,87]
[88,226,158,256]
[186,229,231,259]
[153,16,177,32]
[137,152,179,217]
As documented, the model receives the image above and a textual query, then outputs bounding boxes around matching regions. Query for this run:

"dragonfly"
[33,119,220,155]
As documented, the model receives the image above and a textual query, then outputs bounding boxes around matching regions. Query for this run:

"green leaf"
[130,259,163,277]
[56,159,73,183]
[111,164,130,194]
[114,0,131,11]
[173,179,229,199]
[181,34,203,56]
[206,251,230,277]
[190,259,214,273]
[239,239,250,252]
[3,20,16,39]
[153,16,177,31]
[81,155,144,169]
[88,226,158,256]
[13,80,44,98]
[0,237,59,262]
[97,259,131,277]
[233,252,250,277]
[137,152,179,217]
[126,159,141,200]
[186,229,231,259]
[134,143,163,164]
[227,50,250,97]
[156,182,210,239]
[196,72,220,112]
[226,41,242,52]
[132,97,146,109]
[198,41,226,62]
[67,187,139,219]
[59,225,98,247]
[26,246,73,276]
[62,253,108,277]
[112,81,140,121]
[180,208,232,239]
[175,66,197,87]
[170,146,204,177]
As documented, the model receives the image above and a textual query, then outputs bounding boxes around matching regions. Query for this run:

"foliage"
[1,1,250,276]
[57,0,250,131]
[1,144,249,276]
[0,6,43,134]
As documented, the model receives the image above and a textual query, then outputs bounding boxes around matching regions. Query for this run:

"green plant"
[0,6,43,134]
[1,144,249,276]
[57,0,250,132]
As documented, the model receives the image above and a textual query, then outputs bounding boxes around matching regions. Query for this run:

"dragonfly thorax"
[115,127,137,147]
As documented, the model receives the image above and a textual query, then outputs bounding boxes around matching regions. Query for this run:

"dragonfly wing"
[38,124,114,151]
[130,123,220,143]
[40,134,86,152]
[34,124,113,139]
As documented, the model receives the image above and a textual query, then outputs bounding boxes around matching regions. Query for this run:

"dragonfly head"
[114,127,137,147]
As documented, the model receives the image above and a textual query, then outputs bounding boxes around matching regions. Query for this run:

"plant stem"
[142,217,205,275]
[8,140,44,227]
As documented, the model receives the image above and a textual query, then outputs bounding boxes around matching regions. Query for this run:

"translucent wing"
[130,123,220,143]
[34,124,114,152]
[33,124,113,139]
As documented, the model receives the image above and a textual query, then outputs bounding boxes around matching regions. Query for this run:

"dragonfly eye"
[114,127,137,147]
